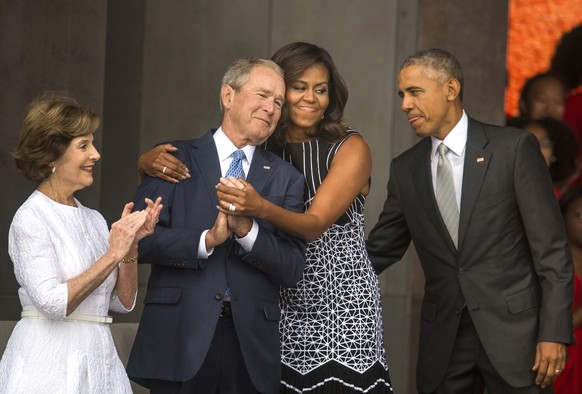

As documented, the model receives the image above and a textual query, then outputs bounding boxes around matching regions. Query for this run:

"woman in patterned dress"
[0,92,162,393]
[139,42,393,393]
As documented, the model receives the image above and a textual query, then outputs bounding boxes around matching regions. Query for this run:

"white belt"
[21,309,113,324]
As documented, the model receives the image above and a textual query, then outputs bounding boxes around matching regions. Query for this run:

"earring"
[51,165,56,173]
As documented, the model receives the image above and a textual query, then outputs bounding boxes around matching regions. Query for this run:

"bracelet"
[121,254,138,264]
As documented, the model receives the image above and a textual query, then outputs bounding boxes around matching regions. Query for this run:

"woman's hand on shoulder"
[138,143,190,183]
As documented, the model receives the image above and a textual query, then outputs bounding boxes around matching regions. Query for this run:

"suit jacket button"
[215,293,223,301]
[458,268,465,275]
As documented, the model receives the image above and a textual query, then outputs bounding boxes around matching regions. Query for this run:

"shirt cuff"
[198,230,213,258]
[235,219,258,252]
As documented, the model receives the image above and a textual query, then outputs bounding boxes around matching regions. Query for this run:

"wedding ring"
[162,166,167,174]
[555,369,562,374]
[229,203,236,212]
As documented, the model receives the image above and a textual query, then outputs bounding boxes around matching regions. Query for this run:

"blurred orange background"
[505,0,582,118]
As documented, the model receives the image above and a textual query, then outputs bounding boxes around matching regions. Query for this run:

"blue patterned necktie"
[225,150,246,179]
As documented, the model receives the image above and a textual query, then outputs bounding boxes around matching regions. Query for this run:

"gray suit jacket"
[367,117,573,392]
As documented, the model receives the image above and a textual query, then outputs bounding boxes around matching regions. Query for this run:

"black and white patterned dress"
[266,130,393,393]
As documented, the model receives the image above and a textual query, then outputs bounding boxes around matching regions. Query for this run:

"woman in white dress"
[0,92,162,393]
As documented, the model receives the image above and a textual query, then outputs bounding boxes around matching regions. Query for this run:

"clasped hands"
[206,177,261,249]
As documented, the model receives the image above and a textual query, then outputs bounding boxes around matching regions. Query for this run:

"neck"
[38,179,76,207]
[284,125,317,143]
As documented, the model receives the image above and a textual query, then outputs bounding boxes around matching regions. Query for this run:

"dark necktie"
[436,143,459,248]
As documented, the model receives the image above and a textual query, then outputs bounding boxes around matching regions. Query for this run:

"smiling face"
[398,64,462,140]
[52,134,101,194]
[221,65,286,147]
[285,63,330,138]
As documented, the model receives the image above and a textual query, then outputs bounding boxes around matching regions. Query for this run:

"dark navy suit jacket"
[126,130,306,393]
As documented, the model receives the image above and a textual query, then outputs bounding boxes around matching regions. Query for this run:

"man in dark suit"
[126,58,306,393]
[367,48,573,393]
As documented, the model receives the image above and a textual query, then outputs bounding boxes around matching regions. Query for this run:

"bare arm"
[216,135,371,242]
[67,198,163,314]
[113,197,163,309]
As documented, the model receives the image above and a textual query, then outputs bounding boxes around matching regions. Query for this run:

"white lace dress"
[0,191,134,394]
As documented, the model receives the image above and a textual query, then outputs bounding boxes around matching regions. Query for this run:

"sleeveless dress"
[266,130,393,393]
[0,191,133,393]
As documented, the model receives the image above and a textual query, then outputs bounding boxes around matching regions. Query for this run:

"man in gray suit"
[367,48,573,393]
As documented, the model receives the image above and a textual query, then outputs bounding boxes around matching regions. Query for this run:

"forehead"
[398,64,442,88]
[530,78,565,95]
[243,66,284,91]
[297,63,329,81]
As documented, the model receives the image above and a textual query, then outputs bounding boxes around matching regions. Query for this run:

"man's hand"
[205,211,232,251]
[227,215,253,238]
[532,341,567,388]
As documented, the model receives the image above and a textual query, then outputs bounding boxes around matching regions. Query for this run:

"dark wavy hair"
[12,92,100,182]
[551,24,582,91]
[271,42,349,142]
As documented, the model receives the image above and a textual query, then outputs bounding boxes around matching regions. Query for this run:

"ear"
[445,79,461,101]
[221,84,235,110]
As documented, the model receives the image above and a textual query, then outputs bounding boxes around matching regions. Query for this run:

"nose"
[303,88,315,102]
[90,145,101,162]
[263,98,276,115]
[401,95,413,112]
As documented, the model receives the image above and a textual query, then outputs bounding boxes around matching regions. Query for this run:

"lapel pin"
[476,157,484,163]
[263,166,271,170]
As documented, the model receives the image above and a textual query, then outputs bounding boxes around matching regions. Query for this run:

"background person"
[554,186,582,394]
[0,92,162,393]
[366,48,573,393]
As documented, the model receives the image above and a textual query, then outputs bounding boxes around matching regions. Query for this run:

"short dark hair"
[401,48,465,101]
[271,42,349,142]
[13,92,100,182]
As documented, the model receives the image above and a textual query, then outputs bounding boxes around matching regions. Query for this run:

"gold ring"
[555,369,562,374]
[162,166,167,174]
[229,203,236,212]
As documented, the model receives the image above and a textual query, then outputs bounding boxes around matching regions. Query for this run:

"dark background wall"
[0,1,508,391]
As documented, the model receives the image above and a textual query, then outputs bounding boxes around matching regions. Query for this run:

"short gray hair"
[401,48,464,101]
[219,57,284,112]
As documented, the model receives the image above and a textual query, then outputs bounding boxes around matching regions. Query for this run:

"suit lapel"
[191,131,222,206]
[246,147,275,195]
[458,118,490,249]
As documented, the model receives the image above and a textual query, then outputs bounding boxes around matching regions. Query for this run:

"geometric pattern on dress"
[280,213,388,375]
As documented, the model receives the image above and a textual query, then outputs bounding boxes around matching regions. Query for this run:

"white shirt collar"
[431,110,468,158]
[213,127,256,164]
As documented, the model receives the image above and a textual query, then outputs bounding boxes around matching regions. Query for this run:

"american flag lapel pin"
[476,156,484,163]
